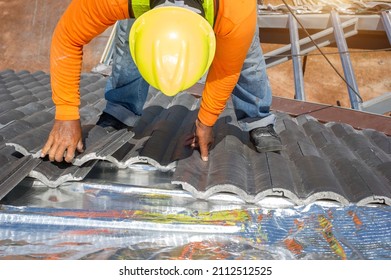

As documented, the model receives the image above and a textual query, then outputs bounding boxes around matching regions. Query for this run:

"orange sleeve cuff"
[55,105,80,121]
[198,106,219,127]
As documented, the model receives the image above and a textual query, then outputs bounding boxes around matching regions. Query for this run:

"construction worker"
[41,0,282,163]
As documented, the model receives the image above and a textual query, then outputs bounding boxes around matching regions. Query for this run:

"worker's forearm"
[51,0,129,120]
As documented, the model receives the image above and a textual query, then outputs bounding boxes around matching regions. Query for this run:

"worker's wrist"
[196,117,212,128]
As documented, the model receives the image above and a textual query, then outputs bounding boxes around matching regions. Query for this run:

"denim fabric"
[103,19,274,130]
[233,27,274,131]
[103,19,149,127]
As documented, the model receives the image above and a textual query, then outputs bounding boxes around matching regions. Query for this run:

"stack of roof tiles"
[259,0,391,14]
[0,69,390,205]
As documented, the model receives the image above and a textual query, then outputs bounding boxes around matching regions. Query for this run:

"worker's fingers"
[198,139,209,162]
[191,142,199,149]
[64,144,76,163]
[185,133,198,148]
[41,135,54,158]
[194,119,214,162]
[41,119,83,163]
[184,134,194,146]
[63,139,84,163]
[47,142,60,162]
[76,140,84,153]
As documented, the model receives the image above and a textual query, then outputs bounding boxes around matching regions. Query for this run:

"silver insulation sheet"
[1,174,390,260]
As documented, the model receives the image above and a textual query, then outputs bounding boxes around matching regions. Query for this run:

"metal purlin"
[99,22,119,65]
[381,10,391,45]
[264,18,358,68]
[331,11,362,110]
[288,13,306,101]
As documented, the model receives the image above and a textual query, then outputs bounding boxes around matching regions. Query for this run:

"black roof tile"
[6,123,53,157]
[362,129,391,154]
[329,122,357,137]
[13,95,39,106]
[0,110,25,127]
[0,94,14,102]
[310,129,341,148]
[0,70,390,206]
[294,156,348,204]
[30,160,98,188]
[72,126,134,166]
[16,102,47,115]
[320,143,357,162]
[31,70,47,78]
[40,98,55,108]
[0,100,18,112]
[378,162,391,183]
[3,80,21,89]
[0,71,134,189]
[30,88,51,100]
[0,146,40,200]
[23,111,54,127]
[0,120,33,144]
[0,69,14,76]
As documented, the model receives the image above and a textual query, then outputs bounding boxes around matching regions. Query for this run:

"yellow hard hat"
[129,6,216,96]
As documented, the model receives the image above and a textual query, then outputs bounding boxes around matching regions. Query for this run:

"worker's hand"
[186,118,214,161]
[41,119,84,163]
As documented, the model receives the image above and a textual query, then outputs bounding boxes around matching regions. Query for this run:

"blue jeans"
[103,19,274,130]
[103,19,149,127]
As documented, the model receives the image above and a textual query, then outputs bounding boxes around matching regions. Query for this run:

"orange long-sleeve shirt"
[51,0,256,126]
